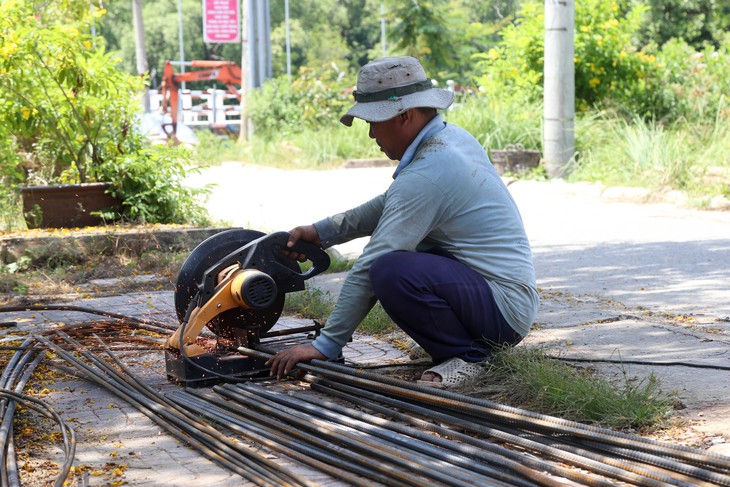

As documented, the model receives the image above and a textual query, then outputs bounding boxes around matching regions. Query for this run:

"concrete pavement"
[193,163,730,446]
[3,162,729,485]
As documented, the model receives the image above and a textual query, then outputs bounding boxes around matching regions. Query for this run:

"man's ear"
[399,109,414,124]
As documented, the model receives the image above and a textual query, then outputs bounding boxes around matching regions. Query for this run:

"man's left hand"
[266,343,325,380]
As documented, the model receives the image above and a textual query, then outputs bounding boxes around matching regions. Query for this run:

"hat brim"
[340,89,455,127]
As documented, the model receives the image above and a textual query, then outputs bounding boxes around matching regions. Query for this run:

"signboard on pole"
[203,0,240,43]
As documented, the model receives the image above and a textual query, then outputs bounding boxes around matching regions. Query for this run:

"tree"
[386,0,460,76]
[640,0,730,50]
[473,0,672,117]
[0,0,209,227]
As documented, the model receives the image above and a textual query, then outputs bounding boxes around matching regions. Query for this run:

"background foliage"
[2,0,730,231]
[0,0,210,229]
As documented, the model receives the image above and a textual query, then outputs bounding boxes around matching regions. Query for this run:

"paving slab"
[1,291,406,486]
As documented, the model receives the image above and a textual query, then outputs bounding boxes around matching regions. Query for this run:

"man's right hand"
[285,225,321,262]
[266,343,325,380]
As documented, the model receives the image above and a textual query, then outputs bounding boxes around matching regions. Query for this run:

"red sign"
[203,0,240,43]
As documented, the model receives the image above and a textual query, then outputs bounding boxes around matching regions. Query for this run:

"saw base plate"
[165,348,270,386]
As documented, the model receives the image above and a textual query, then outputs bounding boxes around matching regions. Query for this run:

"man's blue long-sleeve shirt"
[311,115,538,359]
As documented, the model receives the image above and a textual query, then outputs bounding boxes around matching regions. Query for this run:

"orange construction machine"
[159,60,243,140]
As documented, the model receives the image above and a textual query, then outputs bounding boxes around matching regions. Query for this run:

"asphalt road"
[192,162,730,319]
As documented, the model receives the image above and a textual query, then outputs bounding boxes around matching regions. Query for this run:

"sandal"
[417,357,484,388]
[405,338,432,362]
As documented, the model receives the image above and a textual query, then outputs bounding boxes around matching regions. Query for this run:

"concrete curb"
[0,226,228,265]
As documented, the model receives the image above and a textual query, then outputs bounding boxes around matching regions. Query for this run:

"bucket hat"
[340,56,454,127]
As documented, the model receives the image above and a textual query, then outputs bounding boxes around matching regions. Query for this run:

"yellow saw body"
[164,229,330,384]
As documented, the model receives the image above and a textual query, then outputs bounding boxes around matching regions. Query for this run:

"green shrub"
[100,144,211,226]
[571,110,730,199]
[246,65,354,140]
[446,96,542,151]
[473,0,665,118]
[656,34,730,123]
[0,1,210,228]
[0,1,144,185]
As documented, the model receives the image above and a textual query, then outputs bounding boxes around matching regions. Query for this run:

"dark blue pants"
[369,250,522,364]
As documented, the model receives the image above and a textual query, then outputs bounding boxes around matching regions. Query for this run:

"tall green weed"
[246,65,354,140]
[572,111,730,199]
[447,96,542,152]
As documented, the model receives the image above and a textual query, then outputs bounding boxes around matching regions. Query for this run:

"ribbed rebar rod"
[311,379,612,487]
[302,381,585,487]
[300,375,679,486]
[0,341,46,487]
[236,381,538,487]
[216,383,490,487]
[42,335,275,487]
[0,389,76,487]
[419,395,730,485]
[181,388,430,487]
[1,337,76,487]
[536,436,724,487]
[533,434,730,486]
[0,305,175,333]
[315,377,692,487]
[38,335,303,487]
[84,333,318,487]
[71,332,313,487]
[5,431,19,487]
[240,347,730,470]
[577,436,727,483]
[169,390,378,487]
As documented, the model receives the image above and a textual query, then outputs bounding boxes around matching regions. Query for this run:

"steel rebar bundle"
[0,337,76,487]
[3,308,730,486]
[37,332,314,487]
[235,346,730,486]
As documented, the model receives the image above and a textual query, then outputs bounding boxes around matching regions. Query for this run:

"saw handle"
[272,232,331,280]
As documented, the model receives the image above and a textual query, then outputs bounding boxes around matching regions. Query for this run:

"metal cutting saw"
[164,229,330,384]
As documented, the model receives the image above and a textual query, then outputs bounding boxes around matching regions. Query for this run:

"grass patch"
[446,96,542,153]
[358,302,396,335]
[193,119,381,169]
[298,251,355,275]
[572,112,730,204]
[283,287,334,320]
[283,285,395,335]
[475,346,676,431]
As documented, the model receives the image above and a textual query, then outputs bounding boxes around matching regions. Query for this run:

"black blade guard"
[174,228,295,336]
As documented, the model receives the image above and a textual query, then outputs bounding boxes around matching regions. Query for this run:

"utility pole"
[381,1,386,57]
[239,0,271,142]
[543,0,575,178]
[177,0,186,90]
[239,0,250,141]
[285,0,291,80]
[132,0,150,112]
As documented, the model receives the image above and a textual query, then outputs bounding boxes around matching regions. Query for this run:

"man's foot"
[405,337,432,362]
[417,357,484,388]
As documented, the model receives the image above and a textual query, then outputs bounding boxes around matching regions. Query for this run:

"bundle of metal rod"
[167,389,390,487]
[0,337,76,487]
[0,319,165,487]
[36,333,315,487]
[238,347,730,486]
[173,382,527,486]
[222,382,555,486]
[0,304,177,333]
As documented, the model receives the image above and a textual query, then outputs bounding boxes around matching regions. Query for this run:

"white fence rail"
[149,89,242,127]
